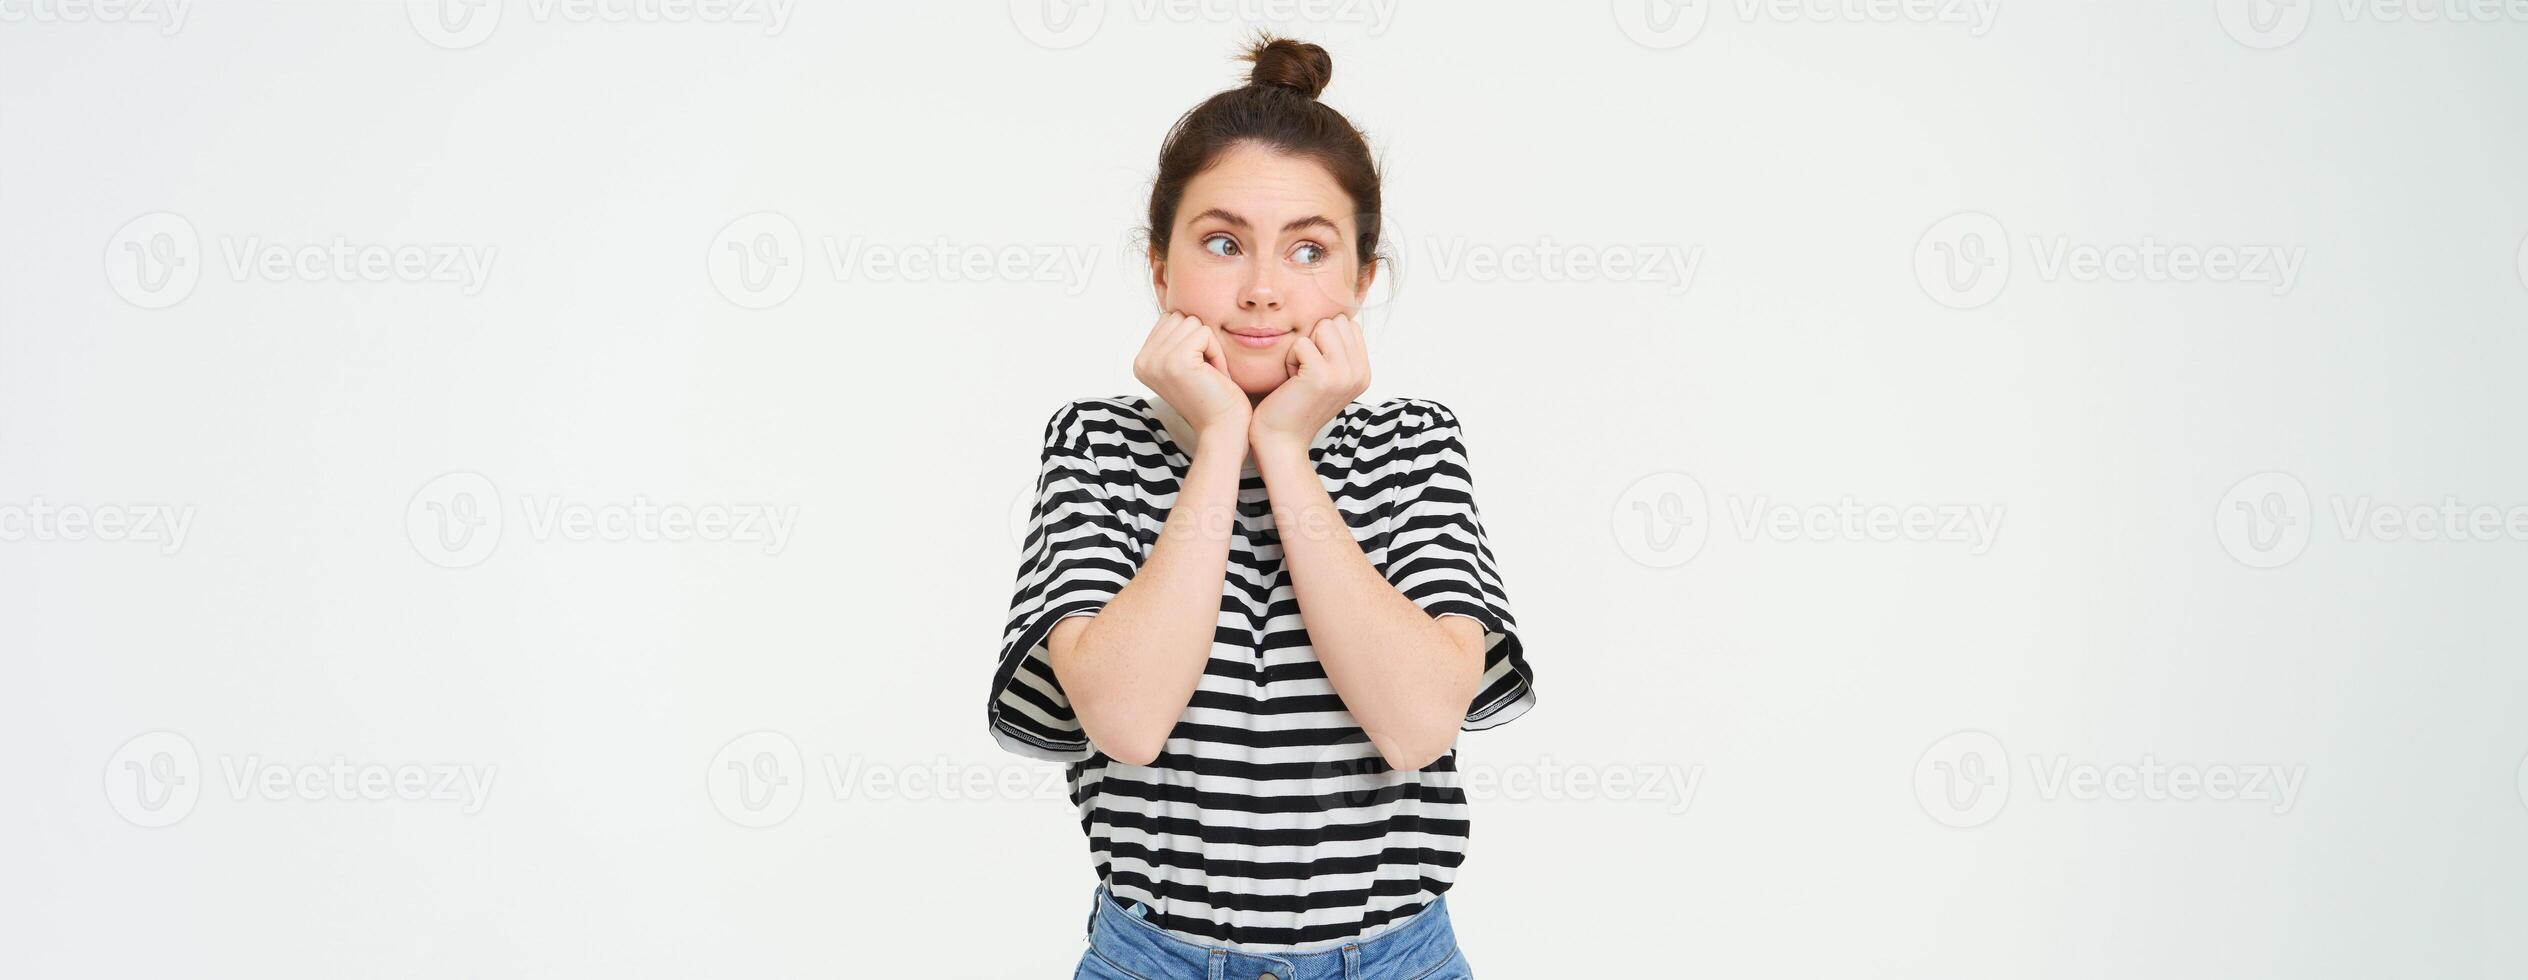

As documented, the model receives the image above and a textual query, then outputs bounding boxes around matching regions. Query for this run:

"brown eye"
[1291,242,1327,266]
[1202,234,1241,257]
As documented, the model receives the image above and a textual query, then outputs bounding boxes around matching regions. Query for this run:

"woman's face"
[1152,142,1376,398]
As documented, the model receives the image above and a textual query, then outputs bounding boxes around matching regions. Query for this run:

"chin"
[1231,372,1289,397]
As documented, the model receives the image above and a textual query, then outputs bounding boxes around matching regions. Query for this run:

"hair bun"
[1242,36,1332,100]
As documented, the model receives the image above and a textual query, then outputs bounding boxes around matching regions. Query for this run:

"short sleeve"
[1380,400,1538,731]
[987,400,1143,763]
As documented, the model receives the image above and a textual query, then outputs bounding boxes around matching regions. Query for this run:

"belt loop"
[1342,942,1362,978]
[1207,948,1227,980]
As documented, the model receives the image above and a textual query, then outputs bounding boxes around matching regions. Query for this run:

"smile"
[1227,331,1286,349]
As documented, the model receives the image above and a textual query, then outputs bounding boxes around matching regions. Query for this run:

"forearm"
[1049,432,1244,764]
[1252,438,1483,771]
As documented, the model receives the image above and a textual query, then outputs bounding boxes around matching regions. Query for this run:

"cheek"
[1161,258,1240,316]
[1295,284,1352,319]
[1293,267,1362,319]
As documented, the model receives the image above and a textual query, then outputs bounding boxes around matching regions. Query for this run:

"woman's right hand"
[1133,311,1250,437]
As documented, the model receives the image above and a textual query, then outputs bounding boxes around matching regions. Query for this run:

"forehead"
[1177,142,1354,232]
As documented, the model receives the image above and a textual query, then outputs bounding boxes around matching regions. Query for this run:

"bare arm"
[1044,427,1246,766]
[1252,435,1486,772]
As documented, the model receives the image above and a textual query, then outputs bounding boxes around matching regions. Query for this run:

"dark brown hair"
[1145,35,1384,279]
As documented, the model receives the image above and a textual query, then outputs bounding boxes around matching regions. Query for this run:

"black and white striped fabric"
[988,394,1537,952]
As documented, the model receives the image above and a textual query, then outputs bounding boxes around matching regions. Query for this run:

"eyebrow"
[1189,208,1342,240]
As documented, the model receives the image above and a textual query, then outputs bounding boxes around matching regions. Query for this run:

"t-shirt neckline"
[1134,394,1351,475]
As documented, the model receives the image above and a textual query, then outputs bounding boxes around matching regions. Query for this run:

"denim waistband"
[1082,883,1463,980]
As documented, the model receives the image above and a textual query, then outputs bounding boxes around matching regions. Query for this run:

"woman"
[989,36,1537,980]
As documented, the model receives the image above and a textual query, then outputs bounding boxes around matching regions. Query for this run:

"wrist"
[1249,430,1311,461]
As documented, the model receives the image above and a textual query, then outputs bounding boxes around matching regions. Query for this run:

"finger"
[1173,314,1211,360]
[1200,328,1233,376]
[1338,315,1368,382]
[1146,311,1194,360]
[1288,331,1323,377]
[1313,316,1351,371]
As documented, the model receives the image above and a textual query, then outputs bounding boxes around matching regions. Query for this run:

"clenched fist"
[1133,311,1252,438]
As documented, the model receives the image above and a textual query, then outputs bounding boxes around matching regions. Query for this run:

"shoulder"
[1038,394,1165,453]
[1355,396,1464,440]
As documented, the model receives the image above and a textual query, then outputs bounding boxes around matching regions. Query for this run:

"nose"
[1238,264,1283,313]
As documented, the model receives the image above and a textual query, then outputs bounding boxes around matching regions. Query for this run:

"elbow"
[1368,725,1459,774]
[1099,735,1166,768]
[1085,722,1169,767]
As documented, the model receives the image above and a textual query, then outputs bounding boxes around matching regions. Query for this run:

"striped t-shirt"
[988,393,1537,952]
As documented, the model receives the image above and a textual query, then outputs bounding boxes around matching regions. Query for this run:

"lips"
[1225,328,1287,350]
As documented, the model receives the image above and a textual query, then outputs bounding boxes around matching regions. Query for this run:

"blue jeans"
[1075,884,1475,980]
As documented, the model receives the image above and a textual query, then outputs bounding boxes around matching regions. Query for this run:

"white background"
[4,1,2526,977]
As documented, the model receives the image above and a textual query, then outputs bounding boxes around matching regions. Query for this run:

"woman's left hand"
[1251,313,1371,455]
